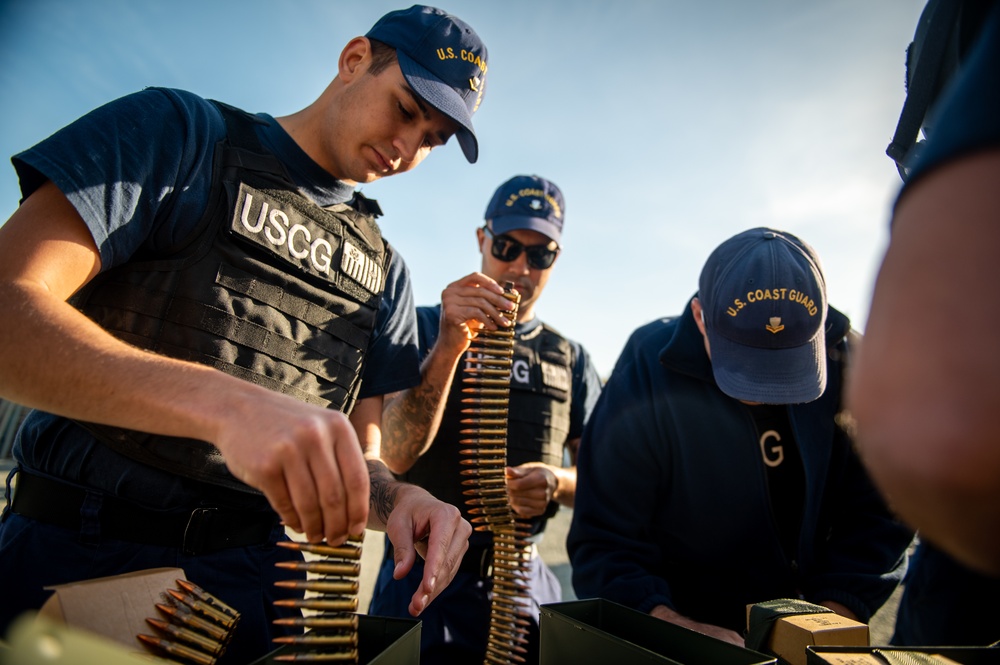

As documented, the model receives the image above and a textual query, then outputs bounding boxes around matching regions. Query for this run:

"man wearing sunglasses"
[372,174,603,664]
[0,6,487,661]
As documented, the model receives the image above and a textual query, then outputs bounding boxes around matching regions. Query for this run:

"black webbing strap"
[10,471,279,555]
[886,0,964,174]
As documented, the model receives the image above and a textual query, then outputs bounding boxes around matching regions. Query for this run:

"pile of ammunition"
[138,578,239,665]
[460,283,533,665]
[270,536,363,662]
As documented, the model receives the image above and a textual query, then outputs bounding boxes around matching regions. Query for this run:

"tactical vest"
[70,101,390,493]
[403,322,573,533]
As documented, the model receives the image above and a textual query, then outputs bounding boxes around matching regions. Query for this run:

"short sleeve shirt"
[10,87,420,508]
[898,1,1000,197]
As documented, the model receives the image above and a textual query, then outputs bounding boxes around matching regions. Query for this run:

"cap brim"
[396,51,479,163]
[706,329,826,404]
[489,215,562,244]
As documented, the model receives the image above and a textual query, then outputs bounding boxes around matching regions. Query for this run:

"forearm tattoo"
[381,381,444,462]
[367,458,400,525]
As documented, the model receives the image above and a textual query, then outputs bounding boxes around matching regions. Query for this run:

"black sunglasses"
[483,226,559,270]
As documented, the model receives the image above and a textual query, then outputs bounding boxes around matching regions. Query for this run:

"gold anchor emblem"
[766,317,785,334]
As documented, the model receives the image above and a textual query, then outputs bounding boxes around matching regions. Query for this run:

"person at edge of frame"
[568,227,914,647]
[369,175,603,665]
[848,0,1000,648]
[0,6,490,663]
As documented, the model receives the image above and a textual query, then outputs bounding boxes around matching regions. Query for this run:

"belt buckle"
[183,507,219,556]
[479,547,493,578]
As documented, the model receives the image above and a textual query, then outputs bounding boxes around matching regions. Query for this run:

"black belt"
[457,543,494,578]
[9,471,279,556]
[402,539,494,578]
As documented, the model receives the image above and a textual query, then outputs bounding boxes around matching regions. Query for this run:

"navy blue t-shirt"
[899,0,1000,197]
[10,87,420,508]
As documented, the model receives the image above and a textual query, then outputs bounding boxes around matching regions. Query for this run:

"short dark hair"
[367,38,398,76]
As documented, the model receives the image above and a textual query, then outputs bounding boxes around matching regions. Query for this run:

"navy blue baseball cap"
[484,175,565,244]
[698,227,828,404]
[366,5,488,163]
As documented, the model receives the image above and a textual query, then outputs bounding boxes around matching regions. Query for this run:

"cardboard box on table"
[37,566,185,653]
[539,599,777,665]
[766,612,869,665]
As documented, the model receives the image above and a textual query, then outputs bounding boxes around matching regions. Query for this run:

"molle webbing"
[70,100,389,492]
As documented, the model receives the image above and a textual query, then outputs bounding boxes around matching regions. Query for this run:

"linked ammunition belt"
[270,537,363,662]
[138,579,240,665]
[460,283,533,665]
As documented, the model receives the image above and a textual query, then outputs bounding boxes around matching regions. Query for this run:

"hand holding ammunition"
[438,272,516,355]
[505,463,559,518]
[212,386,370,545]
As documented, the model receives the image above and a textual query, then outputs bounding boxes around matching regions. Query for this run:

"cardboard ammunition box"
[24,567,420,665]
[766,612,869,665]
[807,646,999,665]
[37,566,185,653]
[539,599,777,664]
[250,615,420,665]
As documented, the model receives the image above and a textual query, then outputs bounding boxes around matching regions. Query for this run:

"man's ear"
[691,298,707,335]
[339,36,371,83]
[476,226,487,256]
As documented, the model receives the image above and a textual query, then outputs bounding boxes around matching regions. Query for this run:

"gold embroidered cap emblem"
[766,317,785,334]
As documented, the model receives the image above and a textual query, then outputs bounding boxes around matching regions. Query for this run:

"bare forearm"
[380,343,464,473]
[552,465,577,507]
[849,152,1000,576]
[0,283,251,441]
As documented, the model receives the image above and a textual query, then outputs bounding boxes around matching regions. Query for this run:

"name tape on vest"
[541,361,570,392]
[231,183,383,295]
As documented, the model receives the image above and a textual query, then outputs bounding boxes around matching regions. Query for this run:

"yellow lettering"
[460,50,488,74]
[781,289,820,316]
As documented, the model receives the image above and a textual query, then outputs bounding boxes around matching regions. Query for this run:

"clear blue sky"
[0,0,926,378]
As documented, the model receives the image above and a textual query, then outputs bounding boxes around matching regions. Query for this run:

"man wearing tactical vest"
[0,6,487,663]
[371,175,604,665]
